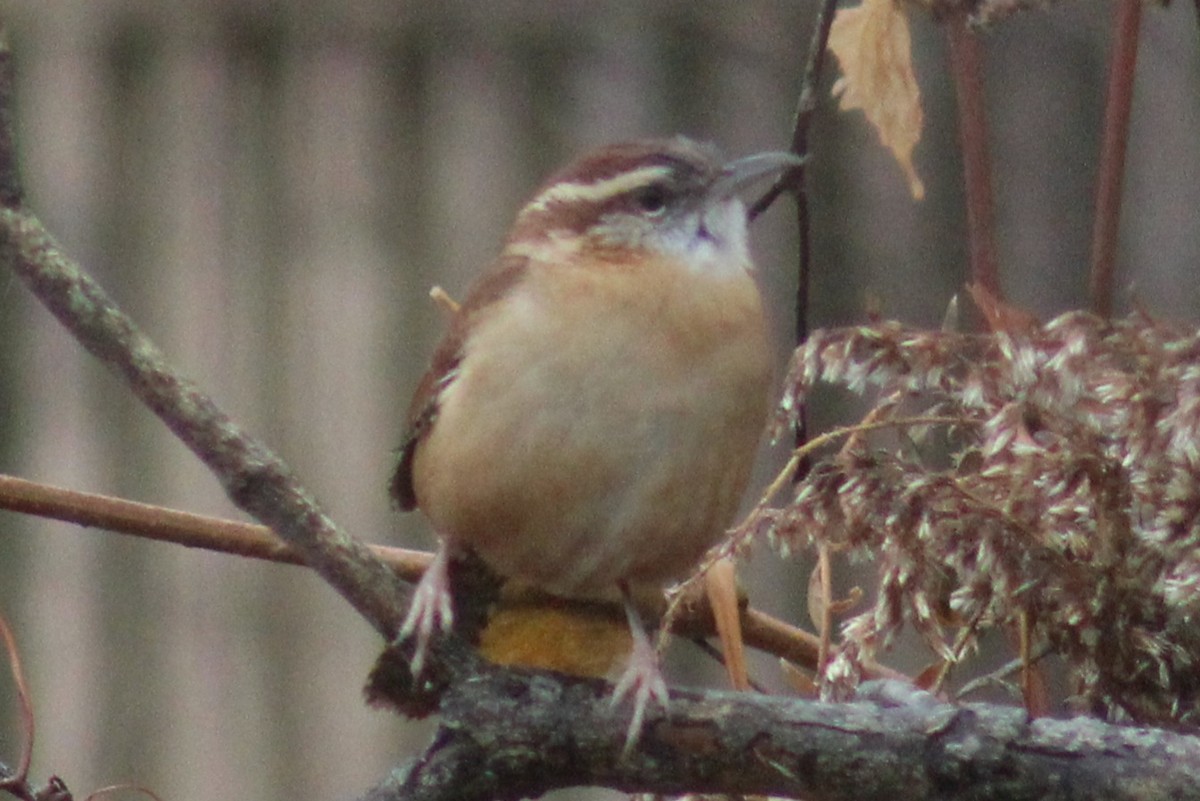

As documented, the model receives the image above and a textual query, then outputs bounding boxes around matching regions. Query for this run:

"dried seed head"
[761,312,1200,723]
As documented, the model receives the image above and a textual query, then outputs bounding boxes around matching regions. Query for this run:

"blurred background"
[0,1,1197,800]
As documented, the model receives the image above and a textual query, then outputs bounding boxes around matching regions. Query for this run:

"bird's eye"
[633,185,669,215]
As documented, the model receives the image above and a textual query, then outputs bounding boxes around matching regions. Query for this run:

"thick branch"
[367,668,1200,801]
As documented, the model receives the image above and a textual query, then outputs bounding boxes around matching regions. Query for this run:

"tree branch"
[0,24,409,643]
[364,668,1200,801]
[0,473,858,681]
[0,205,411,640]
[0,473,430,581]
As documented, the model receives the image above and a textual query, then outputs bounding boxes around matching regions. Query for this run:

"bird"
[392,136,800,746]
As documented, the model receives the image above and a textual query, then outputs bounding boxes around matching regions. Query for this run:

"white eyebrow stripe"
[519,165,673,217]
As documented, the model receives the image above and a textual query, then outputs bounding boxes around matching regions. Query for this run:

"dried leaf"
[779,658,819,696]
[829,0,926,199]
[705,558,750,691]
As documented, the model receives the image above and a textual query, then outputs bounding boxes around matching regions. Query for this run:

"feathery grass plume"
[767,312,1200,723]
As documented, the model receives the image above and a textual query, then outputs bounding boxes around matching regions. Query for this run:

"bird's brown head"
[507,136,802,274]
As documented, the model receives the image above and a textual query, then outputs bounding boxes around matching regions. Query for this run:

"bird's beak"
[709,151,805,200]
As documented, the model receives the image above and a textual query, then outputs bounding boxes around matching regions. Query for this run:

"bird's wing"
[390,254,531,510]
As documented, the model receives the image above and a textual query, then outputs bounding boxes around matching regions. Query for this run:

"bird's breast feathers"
[408,253,770,595]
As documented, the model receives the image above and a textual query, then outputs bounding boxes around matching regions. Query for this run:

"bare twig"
[815,544,833,675]
[1089,0,1142,318]
[749,0,839,474]
[0,473,429,581]
[84,784,165,801]
[748,0,837,221]
[0,473,859,678]
[0,614,33,793]
[955,642,1053,701]
[947,10,1001,299]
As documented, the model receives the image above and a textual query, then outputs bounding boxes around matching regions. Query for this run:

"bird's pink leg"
[399,541,454,676]
[610,582,669,753]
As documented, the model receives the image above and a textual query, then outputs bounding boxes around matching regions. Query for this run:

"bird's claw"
[398,544,454,677]
[611,590,670,754]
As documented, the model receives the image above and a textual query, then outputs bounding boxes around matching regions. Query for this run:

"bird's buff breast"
[413,257,771,598]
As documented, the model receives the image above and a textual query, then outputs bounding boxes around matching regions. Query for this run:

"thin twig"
[741,608,909,684]
[955,642,1054,701]
[0,473,859,677]
[756,414,969,512]
[1089,0,1142,318]
[85,784,165,801]
[747,0,837,221]
[0,213,410,637]
[0,473,429,581]
[815,543,833,675]
[0,614,33,792]
[946,10,1001,299]
[749,0,839,476]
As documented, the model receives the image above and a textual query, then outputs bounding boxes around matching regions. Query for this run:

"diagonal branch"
[0,206,411,641]
[0,28,408,642]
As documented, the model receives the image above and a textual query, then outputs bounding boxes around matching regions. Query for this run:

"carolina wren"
[392,136,800,743]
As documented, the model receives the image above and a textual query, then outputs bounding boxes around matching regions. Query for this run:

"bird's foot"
[610,590,669,754]
[398,543,454,677]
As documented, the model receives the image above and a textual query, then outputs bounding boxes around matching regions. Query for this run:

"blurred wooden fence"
[0,2,1197,800]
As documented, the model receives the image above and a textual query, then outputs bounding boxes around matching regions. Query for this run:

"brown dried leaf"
[705,558,750,691]
[829,0,926,199]
[779,658,819,696]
